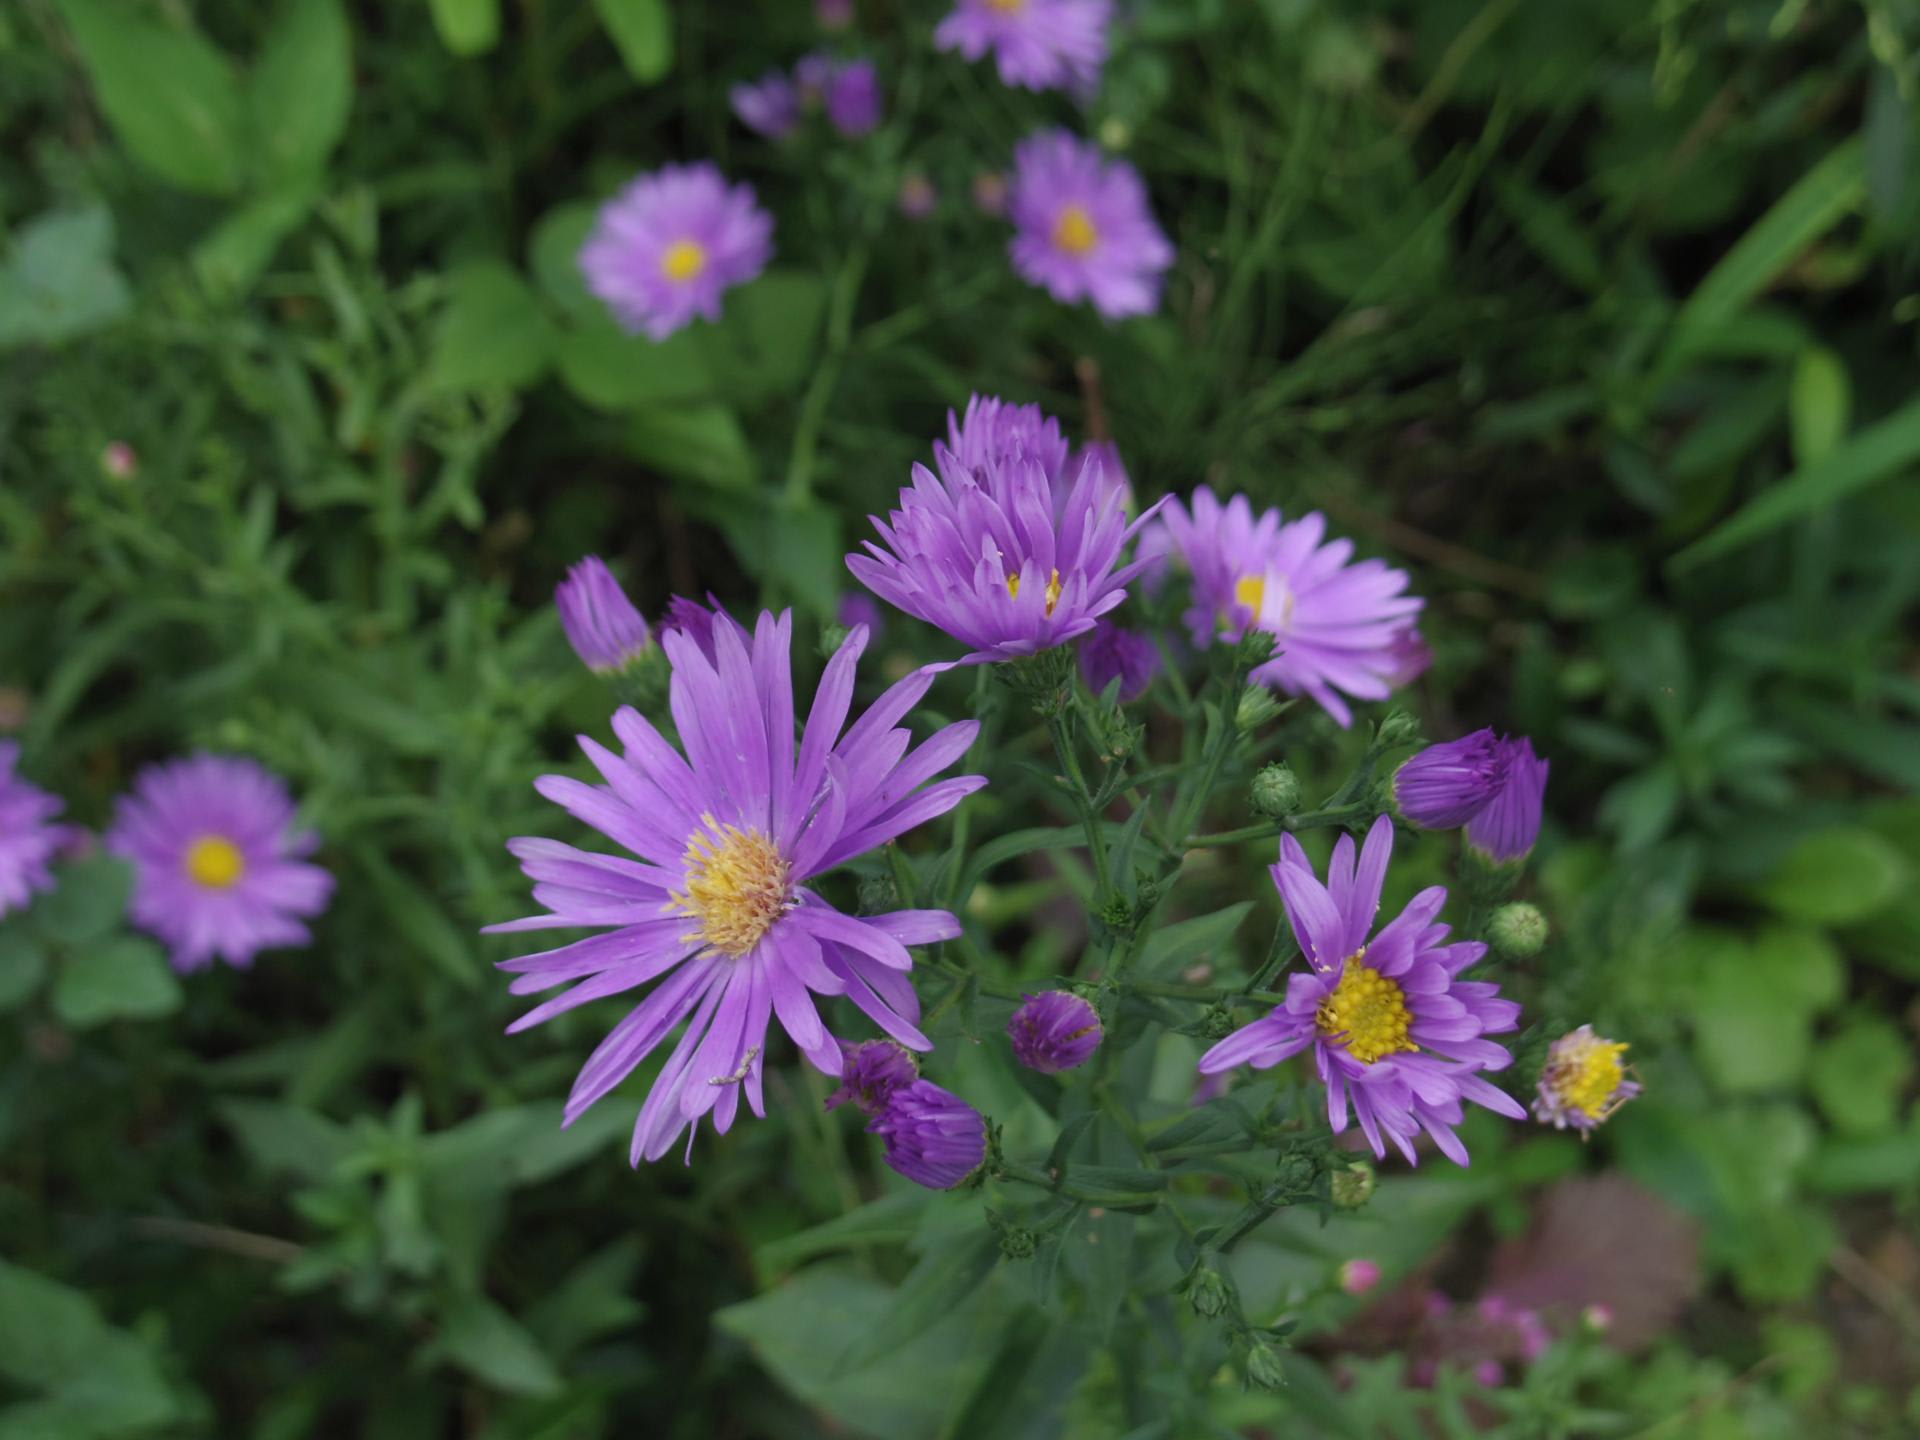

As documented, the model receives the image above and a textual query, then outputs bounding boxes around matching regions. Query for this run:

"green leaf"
[250,0,352,179]
[0,923,48,1011]
[58,0,245,194]
[427,0,501,56]
[218,1100,354,1182]
[698,270,829,404]
[0,206,132,348]
[1787,345,1850,469]
[191,183,318,301]
[51,937,182,1029]
[1138,901,1252,977]
[427,261,556,393]
[591,0,672,83]
[554,314,714,410]
[1805,1124,1920,1195]
[1808,1016,1914,1137]
[436,1295,563,1397]
[835,1228,1001,1374]
[528,202,600,319]
[0,1258,179,1432]
[1727,1200,1835,1303]
[624,401,755,489]
[420,1103,628,1192]
[1755,827,1906,924]
[1485,168,1604,293]
[32,856,133,946]
[356,850,478,988]
[756,1190,931,1274]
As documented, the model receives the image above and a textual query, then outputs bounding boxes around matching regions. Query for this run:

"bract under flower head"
[934,0,1112,94]
[489,611,986,1165]
[1142,486,1423,727]
[1198,815,1525,1166]
[1008,131,1173,319]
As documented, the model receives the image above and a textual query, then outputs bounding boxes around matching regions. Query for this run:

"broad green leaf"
[625,401,755,489]
[756,1190,931,1274]
[219,1100,354,1182]
[0,206,132,348]
[524,1238,647,1359]
[835,1229,1001,1373]
[1692,999,1808,1095]
[420,1103,628,1190]
[1787,345,1850,468]
[427,261,556,393]
[32,856,133,946]
[251,0,352,178]
[0,924,48,1011]
[1755,827,1906,924]
[0,1258,179,1431]
[528,202,599,319]
[1672,394,1920,570]
[58,0,245,194]
[699,270,830,403]
[1138,901,1252,978]
[1808,1017,1913,1137]
[427,0,501,55]
[1804,1123,1920,1195]
[51,937,181,1029]
[592,0,672,83]
[436,1295,563,1397]
[554,314,713,410]
[1726,1200,1835,1303]
[191,183,318,301]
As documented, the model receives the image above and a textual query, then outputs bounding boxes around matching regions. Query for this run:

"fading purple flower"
[1393,729,1549,862]
[1008,130,1173,319]
[557,557,653,675]
[826,1038,919,1113]
[868,1078,987,1188]
[490,611,985,1164]
[0,742,74,919]
[1078,622,1158,701]
[731,70,801,139]
[1008,990,1102,1072]
[972,170,1009,216]
[579,162,773,341]
[898,173,938,219]
[1198,815,1526,1167]
[816,0,855,29]
[1533,1026,1638,1133]
[1143,486,1423,728]
[935,0,1112,94]
[849,416,1163,663]
[825,57,883,136]
[107,755,333,973]
[1384,625,1432,688]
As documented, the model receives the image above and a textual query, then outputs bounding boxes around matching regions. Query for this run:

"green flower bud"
[1330,1161,1375,1210]
[1235,686,1283,734]
[1269,1147,1320,1201]
[818,622,852,660]
[1187,1263,1230,1318]
[1489,902,1549,958]
[1250,763,1302,818]
[1245,1340,1289,1391]
[1234,629,1277,670]
[998,1227,1037,1261]
[1200,1001,1237,1041]
[857,872,898,915]
[1375,709,1421,749]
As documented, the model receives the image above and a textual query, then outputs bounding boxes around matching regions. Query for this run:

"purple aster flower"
[825,1037,919,1113]
[848,429,1163,664]
[1384,624,1432,688]
[1007,130,1173,319]
[490,612,986,1165]
[1008,990,1103,1072]
[731,70,801,139]
[935,0,1112,94]
[1197,815,1526,1167]
[1143,486,1423,728]
[556,556,653,675]
[578,162,774,341]
[1393,729,1549,862]
[1533,1025,1638,1133]
[825,57,883,136]
[836,591,887,641]
[1074,439,1133,512]
[0,742,75,919]
[107,755,333,973]
[1078,621,1158,701]
[867,1078,988,1188]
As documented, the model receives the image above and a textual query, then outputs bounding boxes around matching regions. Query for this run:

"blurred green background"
[2,0,1918,1435]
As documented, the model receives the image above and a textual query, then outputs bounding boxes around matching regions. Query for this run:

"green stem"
[1185,801,1371,849]
[1046,709,1111,903]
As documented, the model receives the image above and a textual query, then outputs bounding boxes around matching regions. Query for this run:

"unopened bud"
[1582,1303,1613,1334]
[857,872,897,915]
[101,440,138,480]
[1376,709,1421,749]
[1245,1340,1289,1391]
[1187,1263,1230,1318]
[998,1227,1037,1260]
[1330,1161,1375,1210]
[1338,1258,1381,1297]
[1250,763,1302,818]
[1489,902,1549,958]
[1236,686,1283,734]
[818,622,852,660]
[1234,629,1277,670]
[1270,1148,1319,1199]
[1199,1001,1236,1041]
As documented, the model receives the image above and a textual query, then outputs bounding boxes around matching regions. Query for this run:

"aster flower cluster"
[935,0,1113,95]
[732,51,883,142]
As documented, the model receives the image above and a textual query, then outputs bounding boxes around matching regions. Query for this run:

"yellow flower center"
[1234,574,1266,616]
[660,239,709,283]
[1316,957,1417,1065]
[1052,205,1099,256]
[184,835,246,890]
[1226,572,1295,633]
[1007,568,1065,615]
[669,818,791,958]
[1545,1034,1631,1120]
[986,0,1026,11]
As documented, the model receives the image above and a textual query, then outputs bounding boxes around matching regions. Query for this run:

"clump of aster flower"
[868,1078,988,1188]
[1533,1025,1638,1134]
[1393,728,1550,862]
[935,0,1112,94]
[825,1038,919,1114]
[489,609,986,1164]
[1143,487,1424,728]
[1198,815,1526,1166]
[796,52,883,136]
[1078,621,1157,701]
[556,557,653,676]
[107,754,334,972]
[1008,990,1103,1072]
[578,162,773,340]
[0,742,77,919]
[941,394,1133,513]
[848,399,1163,663]
[1007,131,1173,319]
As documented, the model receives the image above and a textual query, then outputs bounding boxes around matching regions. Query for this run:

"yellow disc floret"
[986,0,1026,11]
[670,818,791,957]
[660,239,709,283]
[1544,1031,1630,1121]
[1052,205,1099,256]
[1234,574,1266,617]
[184,835,246,890]
[1315,956,1418,1065]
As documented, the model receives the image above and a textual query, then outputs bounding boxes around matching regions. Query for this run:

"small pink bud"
[971,171,1008,217]
[1582,1303,1613,1333]
[1338,1258,1381,1296]
[101,441,138,480]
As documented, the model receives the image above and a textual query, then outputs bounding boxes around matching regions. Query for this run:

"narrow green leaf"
[191,183,318,301]
[437,1295,563,1397]
[1139,901,1252,978]
[1787,345,1850,469]
[756,1190,930,1273]
[357,850,479,988]
[219,1100,354,1182]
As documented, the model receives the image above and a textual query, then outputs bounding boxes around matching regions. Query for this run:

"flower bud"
[1245,1340,1289,1391]
[1330,1161,1375,1210]
[997,1226,1037,1261]
[100,440,138,480]
[857,871,898,915]
[1236,686,1283,734]
[1234,629,1277,670]
[1582,1303,1613,1334]
[1199,1001,1237,1041]
[1250,763,1302,818]
[1376,708,1421,749]
[1489,902,1548,958]
[818,622,853,660]
[868,1079,988,1190]
[1187,1263,1230,1318]
[1269,1148,1319,1200]
[1007,991,1103,1073]
[1338,1259,1381,1297]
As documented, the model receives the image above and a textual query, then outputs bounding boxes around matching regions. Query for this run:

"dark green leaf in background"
[251,0,353,180]
[0,207,132,348]
[592,0,673,84]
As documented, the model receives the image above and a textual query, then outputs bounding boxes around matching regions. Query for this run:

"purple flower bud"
[1077,622,1158,702]
[660,593,749,664]
[1007,990,1103,1072]
[825,58,883,136]
[731,70,801,140]
[1393,728,1549,861]
[1339,1258,1382,1296]
[825,1038,919,1114]
[556,557,653,675]
[868,1079,987,1189]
